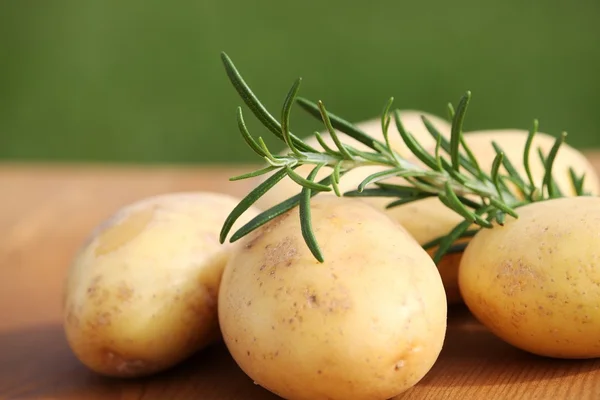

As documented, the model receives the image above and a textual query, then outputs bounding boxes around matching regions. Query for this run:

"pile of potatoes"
[62,111,600,399]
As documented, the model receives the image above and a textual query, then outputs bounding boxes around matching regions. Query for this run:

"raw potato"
[63,192,259,378]
[219,196,447,400]
[459,196,600,358]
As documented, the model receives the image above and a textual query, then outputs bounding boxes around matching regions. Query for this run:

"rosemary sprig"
[219,52,581,263]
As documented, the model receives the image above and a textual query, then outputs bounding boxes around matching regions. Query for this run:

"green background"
[1,1,599,164]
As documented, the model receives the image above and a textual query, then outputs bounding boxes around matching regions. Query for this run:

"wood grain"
[1,159,600,400]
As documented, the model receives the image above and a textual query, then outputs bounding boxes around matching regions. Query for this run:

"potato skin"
[63,192,259,377]
[459,196,600,358]
[219,196,447,400]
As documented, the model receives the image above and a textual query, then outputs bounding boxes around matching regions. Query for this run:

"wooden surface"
[2,158,600,400]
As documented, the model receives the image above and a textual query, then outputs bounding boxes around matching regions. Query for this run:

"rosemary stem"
[219,52,572,263]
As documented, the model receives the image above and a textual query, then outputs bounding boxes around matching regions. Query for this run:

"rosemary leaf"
[358,168,404,192]
[489,197,518,218]
[446,242,468,254]
[220,168,291,243]
[408,175,445,194]
[381,98,395,151]
[300,165,326,262]
[436,196,469,222]
[331,162,342,197]
[229,165,278,181]
[236,107,266,157]
[372,141,395,160]
[345,146,390,164]
[432,219,473,264]
[296,97,387,151]
[495,211,506,226]
[491,152,505,201]
[542,132,567,198]
[569,167,586,196]
[345,186,428,199]
[460,135,485,179]
[421,115,482,178]
[491,141,527,198]
[423,228,479,250]
[393,110,440,171]
[314,132,340,156]
[317,101,354,160]
[434,134,443,171]
[281,78,304,156]
[375,182,423,193]
[432,203,491,263]
[440,158,469,185]
[221,52,317,153]
[439,182,477,223]
[344,188,394,197]
[444,189,493,228]
[285,165,332,192]
[386,195,434,209]
[523,119,539,188]
[537,147,564,198]
[457,196,483,210]
[450,91,472,171]
[256,137,284,166]
[474,216,494,229]
[447,103,455,120]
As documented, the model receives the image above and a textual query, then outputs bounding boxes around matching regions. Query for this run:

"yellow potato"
[62,192,259,377]
[219,196,447,400]
[459,196,600,358]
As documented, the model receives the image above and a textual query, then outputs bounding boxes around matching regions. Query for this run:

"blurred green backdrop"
[1,1,599,164]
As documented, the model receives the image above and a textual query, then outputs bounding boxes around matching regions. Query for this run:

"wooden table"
[2,159,600,400]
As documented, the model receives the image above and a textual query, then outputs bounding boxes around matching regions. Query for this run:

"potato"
[218,196,447,400]
[253,110,452,211]
[459,196,600,358]
[62,192,259,377]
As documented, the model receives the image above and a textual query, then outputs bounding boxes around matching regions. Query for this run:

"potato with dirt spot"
[459,196,600,358]
[218,196,447,400]
[63,192,260,377]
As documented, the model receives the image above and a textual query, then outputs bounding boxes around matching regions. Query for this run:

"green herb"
[218,52,584,263]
